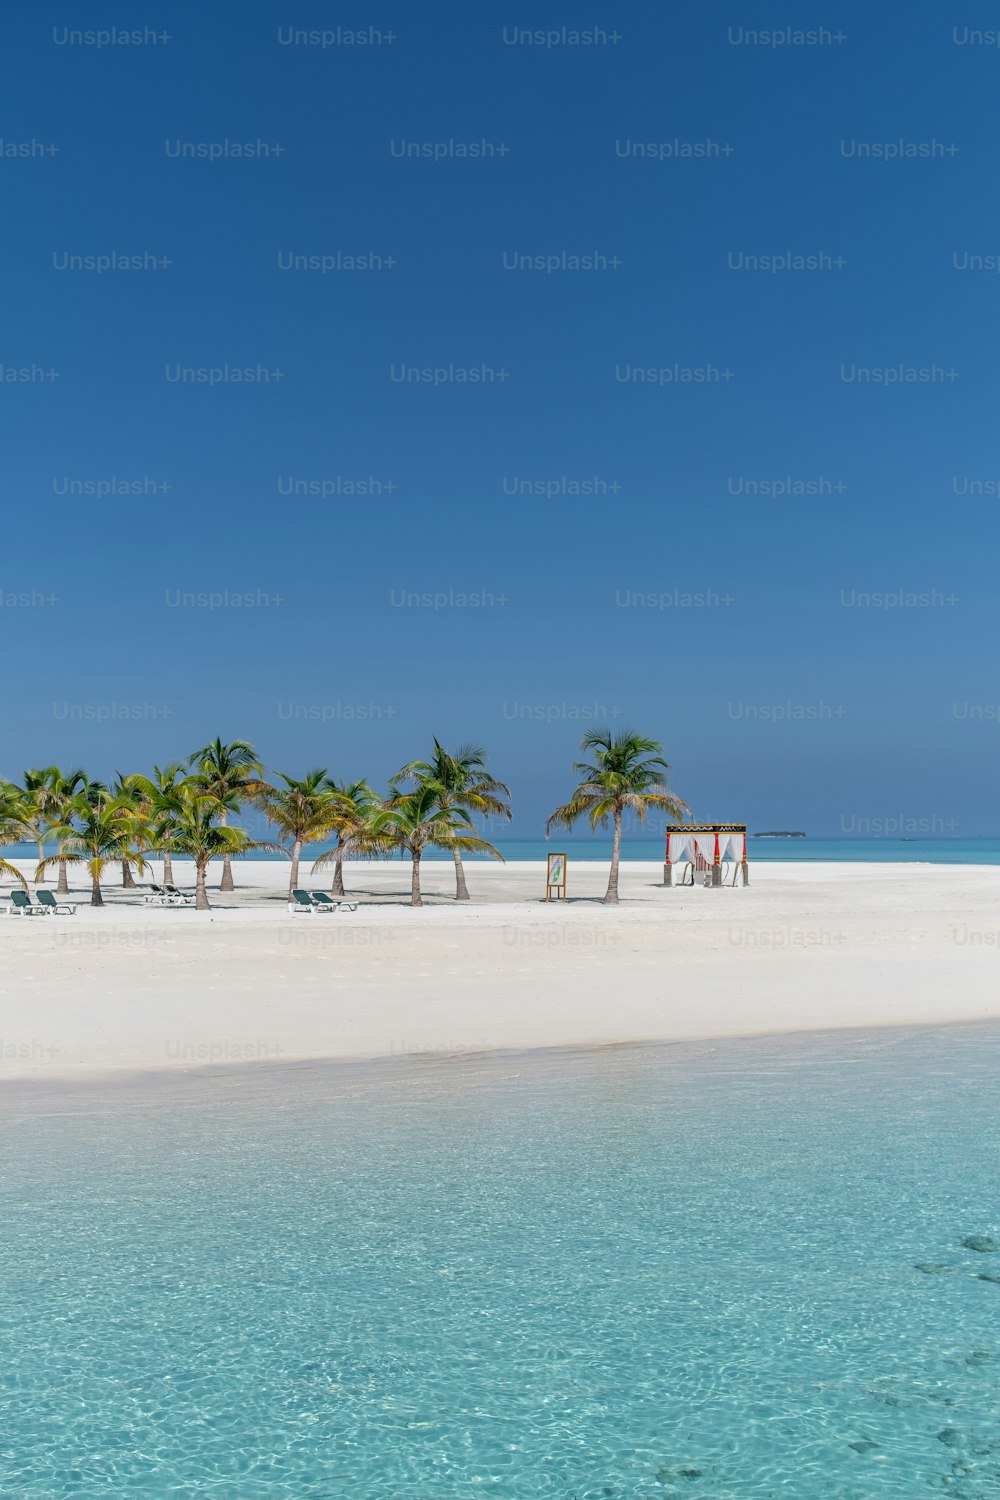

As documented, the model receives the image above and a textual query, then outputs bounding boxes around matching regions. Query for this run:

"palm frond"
[1,857,28,888]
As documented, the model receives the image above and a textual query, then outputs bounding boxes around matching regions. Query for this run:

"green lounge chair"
[9,889,46,915]
[142,884,188,906]
[290,889,319,913]
[164,884,195,906]
[310,891,358,912]
[36,890,77,915]
[143,884,173,905]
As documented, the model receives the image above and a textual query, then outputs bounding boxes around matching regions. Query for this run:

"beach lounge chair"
[143,884,181,906]
[290,889,342,913]
[8,890,47,915]
[310,891,358,913]
[36,890,77,915]
[297,888,336,912]
[164,884,195,906]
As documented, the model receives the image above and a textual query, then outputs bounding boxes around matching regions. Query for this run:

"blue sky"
[3,3,998,837]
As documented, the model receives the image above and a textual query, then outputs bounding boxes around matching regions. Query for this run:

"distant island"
[753,831,806,839]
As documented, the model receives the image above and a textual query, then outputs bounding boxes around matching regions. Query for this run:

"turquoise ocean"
[11,837,1000,866]
[447,837,1000,865]
[2,1025,1000,1497]
[276,835,1000,864]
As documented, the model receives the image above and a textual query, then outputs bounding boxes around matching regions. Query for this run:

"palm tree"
[546,729,690,905]
[255,769,337,894]
[313,778,381,896]
[167,786,279,910]
[17,768,55,872]
[36,790,145,907]
[188,738,265,892]
[38,767,93,895]
[0,784,30,889]
[395,740,512,900]
[111,774,149,887]
[368,785,503,907]
[125,764,189,885]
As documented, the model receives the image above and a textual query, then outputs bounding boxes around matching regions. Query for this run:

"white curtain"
[720,832,745,862]
[667,833,693,862]
[668,831,745,863]
[692,833,718,863]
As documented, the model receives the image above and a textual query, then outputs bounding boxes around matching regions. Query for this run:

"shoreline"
[4,1014,1000,1100]
[2,860,999,1084]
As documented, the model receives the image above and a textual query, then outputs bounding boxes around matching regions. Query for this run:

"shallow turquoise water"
[14,836,1000,865]
[2,1026,1000,1497]
[475,837,1000,865]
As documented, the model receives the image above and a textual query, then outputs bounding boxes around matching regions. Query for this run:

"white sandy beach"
[1,858,998,1081]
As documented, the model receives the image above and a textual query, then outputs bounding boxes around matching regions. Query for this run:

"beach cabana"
[664,824,748,887]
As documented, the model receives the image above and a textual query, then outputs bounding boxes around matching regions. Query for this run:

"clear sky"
[3,3,998,837]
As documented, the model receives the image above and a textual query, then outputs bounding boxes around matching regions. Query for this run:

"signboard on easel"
[546,852,567,900]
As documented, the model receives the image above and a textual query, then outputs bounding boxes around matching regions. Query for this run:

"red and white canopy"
[665,826,747,864]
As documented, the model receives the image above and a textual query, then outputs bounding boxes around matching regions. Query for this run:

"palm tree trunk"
[57,859,69,896]
[331,845,345,896]
[90,875,103,908]
[122,860,136,888]
[163,851,174,884]
[289,838,302,894]
[195,860,210,911]
[218,808,235,891]
[453,848,470,901]
[36,838,46,880]
[604,807,622,904]
[410,852,423,907]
